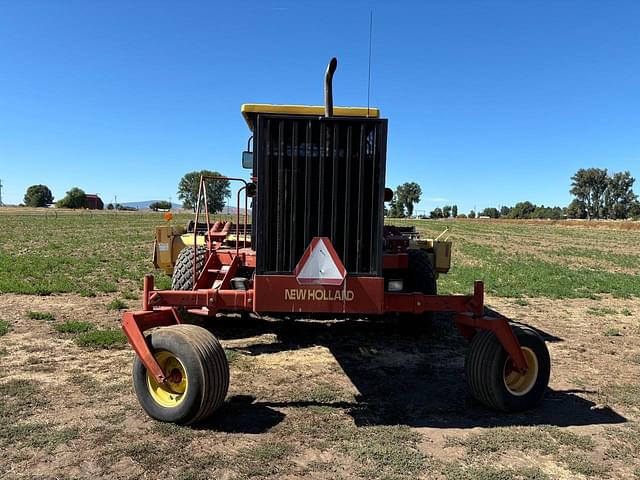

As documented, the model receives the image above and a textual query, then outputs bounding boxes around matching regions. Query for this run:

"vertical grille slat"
[343,125,352,269]
[276,122,285,271]
[330,123,340,242]
[318,122,326,235]
[255,115,387,276]
[356,125,366,272]
[303,121,312,249]
[289,121,298,268]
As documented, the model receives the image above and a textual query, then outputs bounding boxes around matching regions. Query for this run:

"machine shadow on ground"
[197,314,626,433]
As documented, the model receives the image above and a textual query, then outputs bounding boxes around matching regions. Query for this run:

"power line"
[366,10,373,117]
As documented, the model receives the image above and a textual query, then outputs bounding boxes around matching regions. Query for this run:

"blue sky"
[1,1,638,214]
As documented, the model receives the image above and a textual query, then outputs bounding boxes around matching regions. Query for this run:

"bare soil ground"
[2,292,640,479]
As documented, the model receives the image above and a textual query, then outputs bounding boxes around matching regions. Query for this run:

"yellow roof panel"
[241,104,380,130]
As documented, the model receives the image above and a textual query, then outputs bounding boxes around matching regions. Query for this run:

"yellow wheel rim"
[146,351,188,408]
[503,347,539,396]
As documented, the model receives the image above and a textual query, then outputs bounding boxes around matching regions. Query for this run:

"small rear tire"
[132,324,229,424]
[171,246,207,291]
[465,325,550,412]
[398,249,437,331]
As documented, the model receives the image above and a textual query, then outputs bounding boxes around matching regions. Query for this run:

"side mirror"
[242,151,253,169]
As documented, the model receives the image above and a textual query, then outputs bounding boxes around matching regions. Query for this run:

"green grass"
[1,378,48,416]
[0,210,185,296]
[0,319,9,336]
[605,383,640,408]
[54,320,95,334]
[236,440,294,477]
[307,383,353,403]
[563,453,609,477]
[75,329,127,349]
[30,427,80,451]
[587,306,618,316]
[224,349,252,370]
[106,298,128,311]
[122,290,139,300]
[2,212,639,299]
[116,441,166,471]
[603,327,622,337]
[342,425,427,478]
[446,426,594,456]
[27,310,55,321]
[388,219,640,298]
[442,464,549,480]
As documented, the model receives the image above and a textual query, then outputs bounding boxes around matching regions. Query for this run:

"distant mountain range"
[120,200,182,210]
[120,200,250,214]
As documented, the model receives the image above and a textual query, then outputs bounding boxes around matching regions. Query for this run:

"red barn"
[85,194,104,210]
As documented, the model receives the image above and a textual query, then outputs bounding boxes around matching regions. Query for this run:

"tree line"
[20,170,231,212]
[23,185,88,209]
[19,167,640,220]
[386,182,422,217]
[568,168,639,220]
[472,169,639,220]
[385,168,639,221]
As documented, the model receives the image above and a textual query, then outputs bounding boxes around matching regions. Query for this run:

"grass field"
[1,209,640,479]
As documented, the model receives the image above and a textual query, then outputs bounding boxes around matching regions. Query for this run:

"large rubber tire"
[465,324,550,412]
[132,324,229,425]
[171,246,207,291]
[407,249,437,297]
[401,249,437,328]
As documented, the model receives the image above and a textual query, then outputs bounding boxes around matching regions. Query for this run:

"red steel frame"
[122,177,528,385]
[122,258,528,384]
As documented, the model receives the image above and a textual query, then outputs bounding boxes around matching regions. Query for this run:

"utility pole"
[0,178,3,206]
[115,195,118,214]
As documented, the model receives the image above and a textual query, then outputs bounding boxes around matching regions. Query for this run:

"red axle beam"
[124,277,528,387]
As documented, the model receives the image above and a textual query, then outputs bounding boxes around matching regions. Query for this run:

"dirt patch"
[1,293,640,478]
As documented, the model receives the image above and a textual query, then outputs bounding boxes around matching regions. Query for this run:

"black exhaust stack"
[254,56,388,277]
[324,57,337,117]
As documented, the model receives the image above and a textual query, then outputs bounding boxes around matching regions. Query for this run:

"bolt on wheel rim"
[146,350,188,407]
[503,347,538,396]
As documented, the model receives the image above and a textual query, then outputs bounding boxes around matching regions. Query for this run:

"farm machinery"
[122,58,550,424]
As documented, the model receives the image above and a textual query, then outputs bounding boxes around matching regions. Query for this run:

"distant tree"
[452,205,458,218]
[604,171,637,219]
[468,210,476,219]
[570,168,609,219]
[149,200,172,211]
[106,203,114,210]
[442,205,452,218]
[430,207,443,219]
[629,201,640,220]
[388,197,405,218]
[529,205,562,220]
[395,182,422,217]
[507,201,536,219]
[457,213,467,219]
[23,184,53,207]
[500,205,511,217]
[178,170,230,213]
[566,199,587,219]
[57,187,87,209]
[481,207,500,218]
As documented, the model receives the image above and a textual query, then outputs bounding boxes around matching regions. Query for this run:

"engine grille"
[254,115,387,276]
